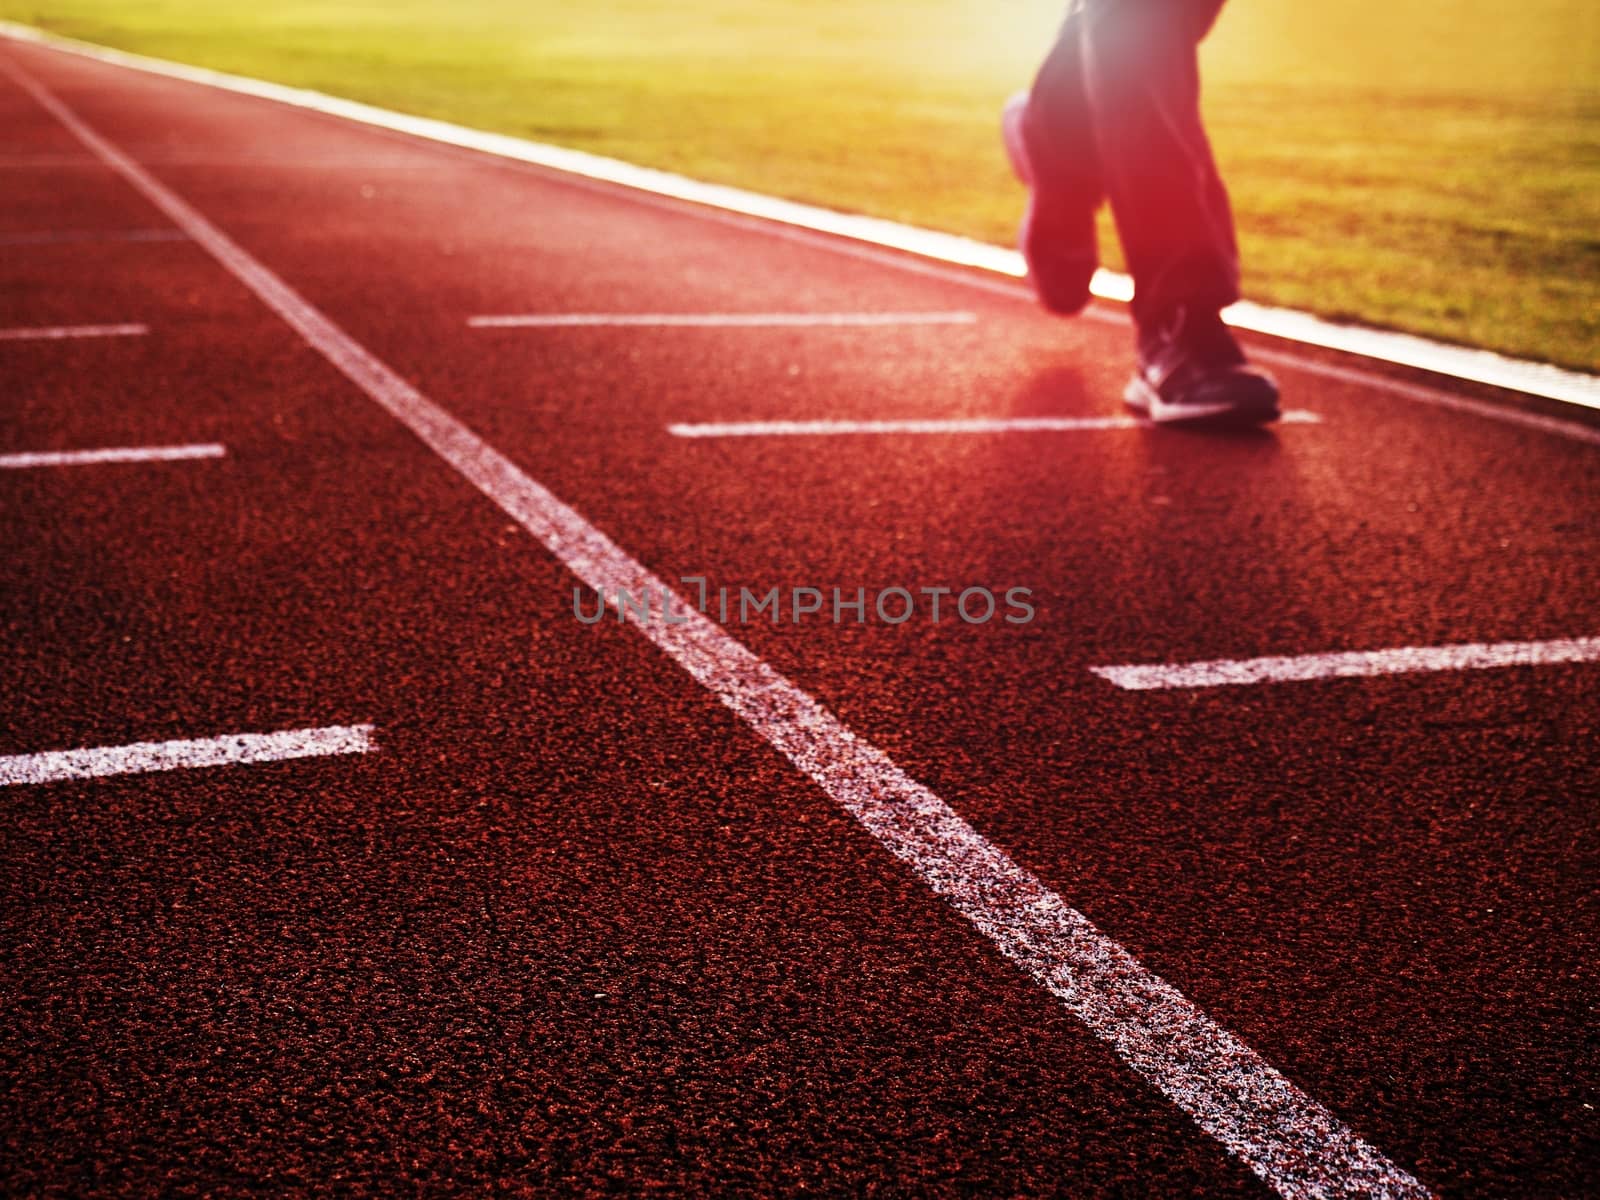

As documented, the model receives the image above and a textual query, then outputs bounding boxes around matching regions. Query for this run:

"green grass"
[3,1,1596,370]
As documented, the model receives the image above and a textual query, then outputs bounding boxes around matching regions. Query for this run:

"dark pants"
[1024,0,1239,328]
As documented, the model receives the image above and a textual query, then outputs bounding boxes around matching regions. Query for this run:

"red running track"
[1,35,1597,1199]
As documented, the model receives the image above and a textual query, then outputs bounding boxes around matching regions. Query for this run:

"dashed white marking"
[0,443,225,469]
[0,724,375,786]
[2,19,1592,418]
[0,322,147,341]
[670,412,1322,438]
[0,227,185,246]
[5,59,1431,1200]
[469,311,977,329]
[1092,637,1600,691]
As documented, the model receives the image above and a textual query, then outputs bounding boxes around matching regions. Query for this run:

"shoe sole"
[1124,373,1282,426]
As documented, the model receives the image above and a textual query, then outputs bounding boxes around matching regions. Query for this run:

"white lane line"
[468,311,977,329]
[0,227,186,246]
[0,322,147,341]
[669,412,1322,438]
[3,20,1592,418]
[0,443,225,469]
[5,60,1430,1200]
[1240,345,1600,450]
[1093,636,1600,691]
[0,724,375,786]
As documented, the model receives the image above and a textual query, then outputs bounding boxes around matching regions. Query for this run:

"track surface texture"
[2,37,1597,1200]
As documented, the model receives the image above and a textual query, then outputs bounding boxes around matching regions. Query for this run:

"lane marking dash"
[0,724,376,786]
[1092,637,1600,690]
[1,442,226,469]
[0,322,147,341]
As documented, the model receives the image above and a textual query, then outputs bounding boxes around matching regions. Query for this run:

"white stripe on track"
[468,311,977,329]
[670,412,1322,438]
[0,322,147,341]
[4,61,1431,1200]
[0,724,375,786]
[0,443,225,469]
[1093,636,1600,691]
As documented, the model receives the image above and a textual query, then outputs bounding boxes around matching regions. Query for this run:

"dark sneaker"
[1001,91,1097,316]
[1123,306,1281,426]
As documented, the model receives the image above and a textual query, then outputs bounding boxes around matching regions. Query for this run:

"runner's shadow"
[1005,364,1099,417]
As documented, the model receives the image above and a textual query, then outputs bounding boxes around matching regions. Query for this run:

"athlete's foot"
[1001,91,1097,316]
[1122,306,1280,426]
